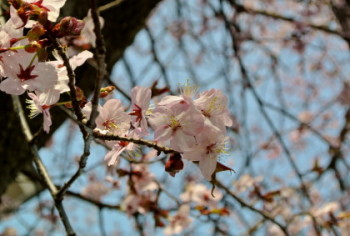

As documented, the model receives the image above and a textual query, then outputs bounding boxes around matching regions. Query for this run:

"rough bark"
[0,0,162,197]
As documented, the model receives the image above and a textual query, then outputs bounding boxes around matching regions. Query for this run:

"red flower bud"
[165,153,184,177]
[99,86,116,98]
[24,41,42,53]
[27,23,46,41]
[52,17,84,38]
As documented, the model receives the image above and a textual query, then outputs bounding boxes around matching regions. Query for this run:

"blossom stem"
[28,52,38,67]
[8,45,26,50]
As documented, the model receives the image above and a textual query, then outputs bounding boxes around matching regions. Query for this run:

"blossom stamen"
[168,116,181,131]
[102,119,119,131]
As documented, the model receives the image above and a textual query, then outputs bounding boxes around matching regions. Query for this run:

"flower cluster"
[0,0,233,180]
[0,0,93,132]
[90,84,232,180]
[149,85,233,179]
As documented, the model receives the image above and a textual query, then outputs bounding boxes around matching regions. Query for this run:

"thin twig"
[98,0,125,12]
[12,95,76,236]
[145,25,171,89]
[226,0,346,39]
[215,3,313,204]
[87,0,107,128]
[56,0,108,199]
[50,38,85,127]
[216,181,289,236]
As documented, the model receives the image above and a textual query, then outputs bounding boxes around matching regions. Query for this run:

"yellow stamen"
[180,79,198,98]
[26,99,40,119]
[203,96,224,117]
[168,116,181,129]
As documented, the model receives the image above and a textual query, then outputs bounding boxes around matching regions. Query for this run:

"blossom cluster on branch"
[0,1,236,234]
[0,0,94,132]
[0,0,233,180]
[87,84,233,180]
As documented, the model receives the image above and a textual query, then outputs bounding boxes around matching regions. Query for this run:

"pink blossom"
[129,86,151,136]
[298,111,313,123]
[0,18,24,76]
[0,18,23,48]
[121,191,156,215]
[194,89,232,132]
[43,50,93,104]
[149,105,204,151]
[129,165,158,193]
[157,81,197,110]
[157,82,198,110]
[104,129,142,166]
[73,10,104,48]
[67,50,94,69]
[234,174,263,193]
[157,95,191,110]
[26,92,52,133]
[0,50,58,95]
[180,182,222,208]
[95,99,130,135]
[104,142,128,167]
[182,123,228,180]
[24,0,67,24]
[81,179,109,201]
[164,204,192,235]
[120,165,158,215]
[81,102,97,121]
[9,5,24,29]
[121,194,146,215]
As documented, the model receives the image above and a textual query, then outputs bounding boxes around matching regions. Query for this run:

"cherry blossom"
[121,194,142,215]
[2,0,350,235]
[129,165,158,193]
[104,142,128,167]
[0,18,24,76]
[129,86,151,136]
[182,122,228,180]
[81,102,96,121]
[157,82,198,110]
[164,204,192,235]
[9,5,25,29]
[81,177,109,201]
[194,89,232,132]
[233,174,263,193]
[73,10,104,49]
[0,50,58,95]
[34,0,67,22]
[94,99,130,135]
[14,0,67,26]
[149,104,204,151]
[121,193,155,215]
[180,182,222,209]
[0,18,23,48]
[120,168,159,216]
[43,50,93,104]
[26,92,53,133]
[104,129,141,166]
